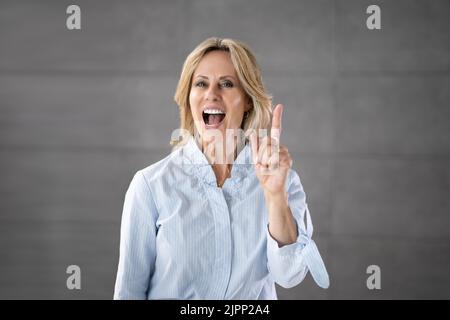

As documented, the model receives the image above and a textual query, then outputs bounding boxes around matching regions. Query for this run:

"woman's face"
[189,50,250,142]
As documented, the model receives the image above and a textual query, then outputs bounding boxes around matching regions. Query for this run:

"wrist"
[264,190,288,206]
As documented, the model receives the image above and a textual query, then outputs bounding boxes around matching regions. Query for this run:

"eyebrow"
[195,75,237,81]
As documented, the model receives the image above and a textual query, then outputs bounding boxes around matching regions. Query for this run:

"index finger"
[271,104,284,141]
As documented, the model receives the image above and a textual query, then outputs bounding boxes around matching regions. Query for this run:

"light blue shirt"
[114,136,329,299]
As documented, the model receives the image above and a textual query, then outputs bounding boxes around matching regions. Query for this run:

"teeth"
[203,108,225,115]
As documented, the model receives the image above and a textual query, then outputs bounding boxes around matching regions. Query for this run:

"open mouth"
[202,108,226,127]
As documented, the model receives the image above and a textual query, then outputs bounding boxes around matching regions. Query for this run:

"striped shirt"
[114,136,329,299]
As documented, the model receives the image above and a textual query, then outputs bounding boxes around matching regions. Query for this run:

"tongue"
[208,114,224,125]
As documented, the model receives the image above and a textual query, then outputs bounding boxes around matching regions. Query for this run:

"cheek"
[227,95,245,120]
[189,90,202,118]
[231,95,243,106]
[189,89,198,103]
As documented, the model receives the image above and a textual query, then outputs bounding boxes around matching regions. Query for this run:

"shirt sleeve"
[266,169,330,289]
[114,170,158,299]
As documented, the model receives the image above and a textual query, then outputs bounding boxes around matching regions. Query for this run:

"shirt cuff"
[266,223,330,289]
[266,222,310,257]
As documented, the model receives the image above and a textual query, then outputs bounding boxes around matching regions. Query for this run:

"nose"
[205,83,220,101]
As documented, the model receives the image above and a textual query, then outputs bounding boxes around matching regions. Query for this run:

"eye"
[220,80,234,88]
[195,80,207,88]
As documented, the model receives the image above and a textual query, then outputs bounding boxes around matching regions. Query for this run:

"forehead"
[193,50,237,76]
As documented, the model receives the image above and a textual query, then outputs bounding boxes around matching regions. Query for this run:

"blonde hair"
[172,37,272,146]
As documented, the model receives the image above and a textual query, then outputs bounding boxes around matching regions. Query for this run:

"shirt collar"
[180,135,253,187]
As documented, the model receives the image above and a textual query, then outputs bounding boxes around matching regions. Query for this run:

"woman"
[114,37,329,299]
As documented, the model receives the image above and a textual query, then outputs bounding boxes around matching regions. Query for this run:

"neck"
[212,163,231,188]
[198,137,241,188]
[200,138,238,166]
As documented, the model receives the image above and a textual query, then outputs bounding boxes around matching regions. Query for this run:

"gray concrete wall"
[0,0,449,299]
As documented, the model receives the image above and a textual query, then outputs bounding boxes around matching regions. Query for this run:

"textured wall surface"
[0,0,449,299]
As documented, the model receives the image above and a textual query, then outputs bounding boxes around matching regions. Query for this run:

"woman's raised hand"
[250,104,293,196]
